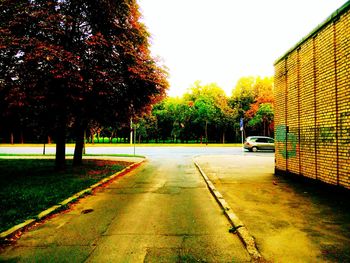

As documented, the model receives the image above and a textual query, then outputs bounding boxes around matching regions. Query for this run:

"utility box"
[274,2,350,189]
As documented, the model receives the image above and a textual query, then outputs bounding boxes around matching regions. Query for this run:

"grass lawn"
[0,158,131,233]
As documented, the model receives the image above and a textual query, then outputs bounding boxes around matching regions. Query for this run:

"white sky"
[137,0,348,97]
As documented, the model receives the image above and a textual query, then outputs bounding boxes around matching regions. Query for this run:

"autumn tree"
[0,0,168,168]
[70,0,168,165]
[229,76,274,139]
[244,77,274,136]
[247,103,274,136]
[1,1,82,169]
[231,76,256,113]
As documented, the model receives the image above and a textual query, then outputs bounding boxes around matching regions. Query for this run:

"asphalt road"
[0,147,261,262]
[0,144,274,158]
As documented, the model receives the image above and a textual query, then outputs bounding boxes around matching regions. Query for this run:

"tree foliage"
[134,77,274,143]
[0,0,168,167]
[243,77,274,136]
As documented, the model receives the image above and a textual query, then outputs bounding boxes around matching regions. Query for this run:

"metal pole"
[240,118,244,152]
[130,118,133,145]
[83,130,86,155]
[133,125,136,156]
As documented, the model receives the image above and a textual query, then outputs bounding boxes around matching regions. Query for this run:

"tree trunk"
[20,131,24,144]
[222,131,225,144]
[54,80,68,170]
[55,122,66,171]
[205,120,208,145]
[73,130,84,166]
[73,124,85,166]
[10,132,14,144]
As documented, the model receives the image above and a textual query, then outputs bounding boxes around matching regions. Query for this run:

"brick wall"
[274,2,350,190]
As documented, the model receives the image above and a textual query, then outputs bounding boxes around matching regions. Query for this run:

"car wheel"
[252,146,258,152]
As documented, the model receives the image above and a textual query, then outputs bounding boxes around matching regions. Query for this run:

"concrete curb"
[0,158,145,241]
[193,161,263,262]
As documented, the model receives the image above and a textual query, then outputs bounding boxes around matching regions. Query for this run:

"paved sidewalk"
[0,156,250,262]
[195,154,350,263]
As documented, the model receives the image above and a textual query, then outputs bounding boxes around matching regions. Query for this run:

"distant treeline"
[1,77,274,144]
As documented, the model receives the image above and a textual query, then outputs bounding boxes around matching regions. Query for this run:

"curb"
[194,160,263,262]
[0,158,145,241]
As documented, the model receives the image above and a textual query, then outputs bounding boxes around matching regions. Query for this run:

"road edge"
[0,158,145,241]
[193,160,263,262]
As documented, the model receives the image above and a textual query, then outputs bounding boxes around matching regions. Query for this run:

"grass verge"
[0,158,131,233]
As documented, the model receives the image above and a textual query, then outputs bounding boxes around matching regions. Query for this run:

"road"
[0,146,267,262]
[0,144,274,158]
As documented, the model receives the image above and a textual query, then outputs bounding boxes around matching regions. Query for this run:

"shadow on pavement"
[195,155,350,263]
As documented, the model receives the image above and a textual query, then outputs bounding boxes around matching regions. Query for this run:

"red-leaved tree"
[0,0,168,169]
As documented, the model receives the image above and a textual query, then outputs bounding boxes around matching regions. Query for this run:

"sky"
[137,0,348,97]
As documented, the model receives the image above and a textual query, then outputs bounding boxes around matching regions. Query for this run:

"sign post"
[130,118,133,145]
[240,118,244,152]
[133,124,136,156]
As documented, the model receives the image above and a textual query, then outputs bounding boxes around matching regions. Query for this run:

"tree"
[0,0,168,168]
[135,114,157,143]
[184,82,235,143]
[0,0,83,169]
[215,96,237,143]
[230,76,274,138]
[70,0,168,165]
[231,76,256,112]
[244,77,274,136]
[152,100,173,142]
[247,103,274,136]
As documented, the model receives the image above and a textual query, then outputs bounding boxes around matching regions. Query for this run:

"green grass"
[0,158,131,233]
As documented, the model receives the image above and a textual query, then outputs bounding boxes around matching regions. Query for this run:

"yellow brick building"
[274,2,350,190]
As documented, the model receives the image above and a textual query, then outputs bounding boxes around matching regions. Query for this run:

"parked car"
[244,136,275,152]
